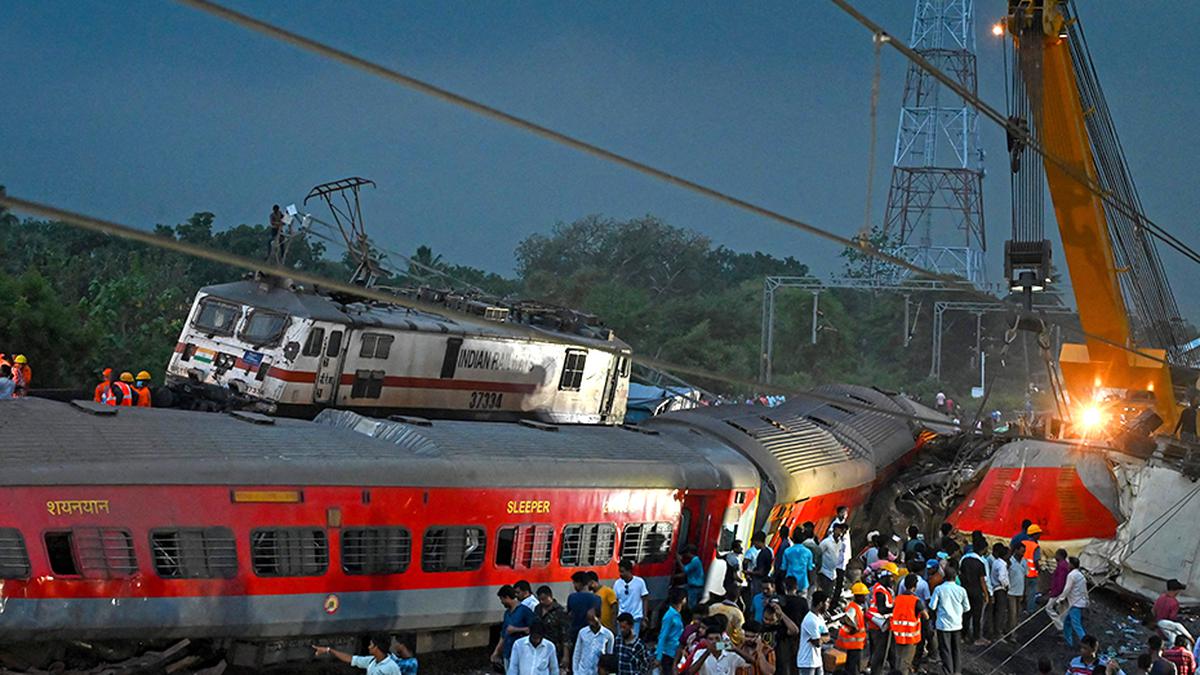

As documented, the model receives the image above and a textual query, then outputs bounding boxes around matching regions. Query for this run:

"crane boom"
[1008,1,1178,431]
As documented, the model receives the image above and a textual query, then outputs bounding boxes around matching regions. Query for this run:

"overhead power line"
[828,0,1200,267]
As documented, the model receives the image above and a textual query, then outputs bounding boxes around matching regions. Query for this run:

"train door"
[681,494,712,556]
[599,359,619,419]
[313,328,345,404]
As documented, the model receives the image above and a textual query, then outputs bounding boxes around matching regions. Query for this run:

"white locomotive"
[165,278,631,424]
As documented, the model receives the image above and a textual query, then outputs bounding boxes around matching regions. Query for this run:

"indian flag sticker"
[193,347,216,364]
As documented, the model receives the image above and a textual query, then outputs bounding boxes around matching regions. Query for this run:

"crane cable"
[828,0,1200,268]
[169,0,1188,372]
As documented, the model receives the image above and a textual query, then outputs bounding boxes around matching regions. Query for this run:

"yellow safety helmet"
[851,582,870,596]
[1026,524,1043,535]
[14,355,27,364]
[119,371,135,383]
[136,370,152,381]
[879,562,899,577]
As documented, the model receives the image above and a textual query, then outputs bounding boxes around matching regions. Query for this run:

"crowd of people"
[0,352,31,400]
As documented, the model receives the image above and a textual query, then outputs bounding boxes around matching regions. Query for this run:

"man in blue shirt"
[656,589,686,673]
[679,544,706,608]
[751,577,778,623]
[492,584,536,671]
[783,538,815,597]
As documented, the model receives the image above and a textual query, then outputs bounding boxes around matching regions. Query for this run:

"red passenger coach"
[0,399,757,648]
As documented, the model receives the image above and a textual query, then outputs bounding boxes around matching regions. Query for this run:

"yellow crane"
[1005,0,1180,433]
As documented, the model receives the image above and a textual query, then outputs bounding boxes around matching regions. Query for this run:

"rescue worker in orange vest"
[891,574,929,675]
[1023,524,1044,615]
[114,372,136,406]
[93,368,115,404]
[131,370,153,407]
[11,355,30,397]
[836,582,871,674]
[866,561,898,674]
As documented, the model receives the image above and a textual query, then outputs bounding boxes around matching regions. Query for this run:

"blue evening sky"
[2,1,1197,320]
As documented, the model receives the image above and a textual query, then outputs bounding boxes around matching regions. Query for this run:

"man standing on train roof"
[10,354,29,396]
[614,561,650,637]
[268,204,284,261]
[494,585,537,671]
[680,544,706,608]
[313,634,402,675]
[131,370,152,407]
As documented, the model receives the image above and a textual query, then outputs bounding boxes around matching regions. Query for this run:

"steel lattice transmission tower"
[882,0,987,285]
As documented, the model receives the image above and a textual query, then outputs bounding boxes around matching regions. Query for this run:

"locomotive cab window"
[150,528,237,579]
[359,333,394,359]
[250,528,328,577]
[193,297,240,336]
[342,527,411,575]
[422,526,485,572]
[239,310,289,347]
[302,327,325,357]
[560,523,616,567]
[495,525,554,570]
[0,528,31,579]
[44,528,138,579]
[351,370,386,398]
[620,522,674,564]
[558,349,587,391]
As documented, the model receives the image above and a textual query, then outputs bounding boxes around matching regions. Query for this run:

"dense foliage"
[0,205,1041,410]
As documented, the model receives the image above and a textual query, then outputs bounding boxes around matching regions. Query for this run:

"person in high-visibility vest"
[94,368,115,404]
[131,370,153,407]
[11,355,30,397]
[866,562,898,674]
[892,574,929,675]
[836,583,871,674]
[1023,524,1044,616]
[110,372,135,407]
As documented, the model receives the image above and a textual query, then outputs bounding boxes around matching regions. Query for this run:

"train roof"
[202,280,630,352]
[0,398,756,490]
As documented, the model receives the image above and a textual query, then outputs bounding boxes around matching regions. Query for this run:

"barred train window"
[150,528,237,579]
[0,528,30,579]
[44,528,138,578]
[620,522,674,564]
[495,525,554,569]
[422,526,485,572]
[359,333,394,359]
[342,527,411,575]
[558,349,587,391]
[560,523,616,567]
[250,528,328,577]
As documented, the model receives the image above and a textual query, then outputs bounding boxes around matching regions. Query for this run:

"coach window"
[44,528,138,579]
[250,528,328,577]
[0,528,30,579]
[495,525,554,570]
[560,523,616,567]
[620,522,674,564]
[422,526,485,572]
[342,527,411,575]
[359,333,394,359]
[326,330,343,358]
[302,327,325,357]
[150,528,237,579]
[193,297,239,336]
[558,349,587,391]
[351,370,386,398]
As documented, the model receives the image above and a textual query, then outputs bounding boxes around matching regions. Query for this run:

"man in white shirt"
[573,609,615,675]
[826,507,852,603]
[516,580,540,612]
[614,560,650,637]
[797,590,831,674]
[686,620,748,675]
[930,563,971,675]
[988,543,1011,640]
[818,525,844,602]
[508,623,559,675]
[1054,556,1089,648]
[313,634,401,675]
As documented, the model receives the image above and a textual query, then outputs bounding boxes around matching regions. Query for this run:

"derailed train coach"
[166,279,632,424]
[0,384,945,654]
